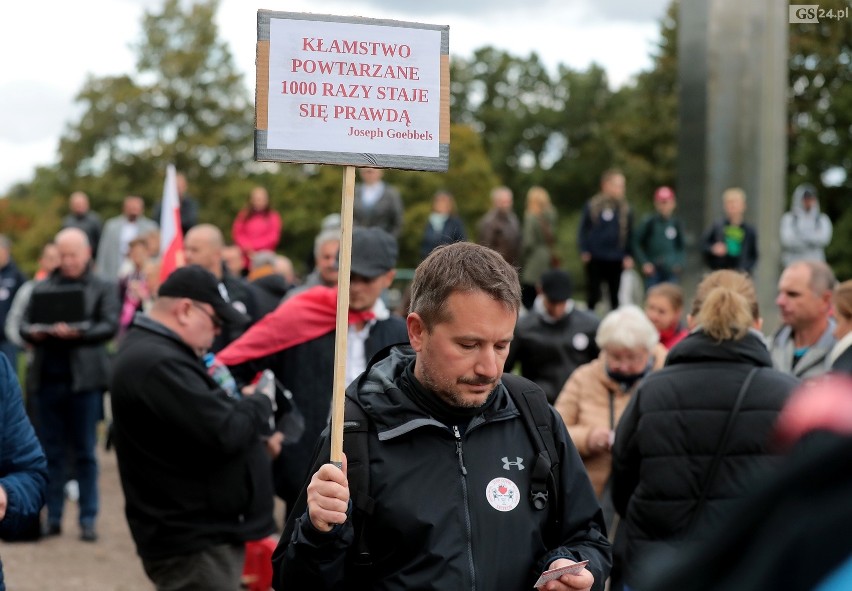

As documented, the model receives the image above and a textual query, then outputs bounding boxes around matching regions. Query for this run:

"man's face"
[409,290,516,408]
[723,196,745,220]
[493,191,512,212]
[654,199,676,217]
[221,246,244,276]
[182,299,221,355]
[349,269,393,312]
[0,246,9,268]
[124,197,143,221]
[184,231,220,274]
[542,296,567,320]
[603,174,626,199]
[359,167,383,185]
[58,237,91,279]
[776,265,830,330]
[70,193,89,215]
[316,240,340,286]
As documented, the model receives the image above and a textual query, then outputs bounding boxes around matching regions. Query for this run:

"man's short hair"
[313,228,340,258]
[409,242,521,330]
[802,260,837,294]
[251,250,277,269]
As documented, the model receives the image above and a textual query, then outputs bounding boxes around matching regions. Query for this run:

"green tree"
[606,0,679,215]
[55,0,253,214]
[788,0,852,277]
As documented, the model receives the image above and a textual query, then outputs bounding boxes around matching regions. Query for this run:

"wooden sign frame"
[255,11,450,172]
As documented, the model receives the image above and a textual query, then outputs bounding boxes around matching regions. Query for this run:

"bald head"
[56,227,91,279]
[184,224,224,276]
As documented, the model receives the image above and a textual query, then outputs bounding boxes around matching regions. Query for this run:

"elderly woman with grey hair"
[554,305,666,500]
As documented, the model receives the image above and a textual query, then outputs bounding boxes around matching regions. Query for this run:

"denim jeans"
[37,382,102,528]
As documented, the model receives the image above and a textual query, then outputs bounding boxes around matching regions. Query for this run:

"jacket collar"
[130,314,201,359]
[666,329,773,368]
[350,345,515,440]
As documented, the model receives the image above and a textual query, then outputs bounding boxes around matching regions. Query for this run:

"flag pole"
[329,165,356,467]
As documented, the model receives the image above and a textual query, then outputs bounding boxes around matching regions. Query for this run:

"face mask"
[605,360,652,390]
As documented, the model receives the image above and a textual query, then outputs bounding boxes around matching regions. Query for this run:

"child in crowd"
[644,282,688,350]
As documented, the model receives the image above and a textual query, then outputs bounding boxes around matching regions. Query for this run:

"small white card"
[533,560,590,589]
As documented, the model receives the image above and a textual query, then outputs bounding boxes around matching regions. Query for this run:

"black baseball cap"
[347,227,398,278]
[540,269,573,302]
[158,265,250,327]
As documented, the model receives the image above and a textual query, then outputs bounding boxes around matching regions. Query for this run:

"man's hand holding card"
[534,559,592,591]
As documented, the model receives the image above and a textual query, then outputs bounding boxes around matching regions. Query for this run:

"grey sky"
[338,0,670,22]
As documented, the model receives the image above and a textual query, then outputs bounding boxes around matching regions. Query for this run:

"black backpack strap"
[342,396,375,566]
[501,374,561,513]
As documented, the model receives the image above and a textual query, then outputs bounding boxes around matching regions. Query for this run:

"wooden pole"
[329,165,356,467]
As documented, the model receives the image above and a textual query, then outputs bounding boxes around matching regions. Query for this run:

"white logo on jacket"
[486,477,521,512]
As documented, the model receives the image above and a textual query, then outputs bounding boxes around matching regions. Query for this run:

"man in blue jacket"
[0,351,47,587]
[578,169,633,312]
[274,242,610,590]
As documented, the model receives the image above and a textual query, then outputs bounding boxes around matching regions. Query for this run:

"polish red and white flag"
[159,164,185,281]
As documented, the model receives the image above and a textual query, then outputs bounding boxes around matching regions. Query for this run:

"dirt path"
[1,446,153,591]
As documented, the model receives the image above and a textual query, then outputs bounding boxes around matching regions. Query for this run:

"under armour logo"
[502,457,524,470]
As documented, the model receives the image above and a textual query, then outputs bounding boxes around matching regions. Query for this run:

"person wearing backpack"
[631,186,685,290]
[273,242,611,591]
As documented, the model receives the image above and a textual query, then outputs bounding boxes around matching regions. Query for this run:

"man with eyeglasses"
[216,227,409,514]
[109,265,277,591]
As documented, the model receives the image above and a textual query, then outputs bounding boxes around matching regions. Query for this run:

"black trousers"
[585,258,623,312]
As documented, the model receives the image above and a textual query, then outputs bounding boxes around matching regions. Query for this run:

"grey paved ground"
[0,446,152,590]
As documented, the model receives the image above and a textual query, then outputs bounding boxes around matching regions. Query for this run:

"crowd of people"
[0,164,848,591]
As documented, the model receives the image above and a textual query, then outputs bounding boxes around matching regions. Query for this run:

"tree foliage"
[788,0,852,278]
[3,0,849,283]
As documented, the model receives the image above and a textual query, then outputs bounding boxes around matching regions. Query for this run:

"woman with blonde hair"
[520,186,558,309]
[829,279,852,373]
[611,270,798,591]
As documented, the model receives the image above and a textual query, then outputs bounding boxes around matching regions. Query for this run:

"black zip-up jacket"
[109,315,275,560]
[20,266,119,393]
[274,346,611,590]
[507,305,600,404]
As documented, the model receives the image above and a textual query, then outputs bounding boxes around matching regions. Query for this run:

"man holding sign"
[273,242,611,590]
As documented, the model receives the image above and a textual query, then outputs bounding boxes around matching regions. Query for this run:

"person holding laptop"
[20,227,120,542]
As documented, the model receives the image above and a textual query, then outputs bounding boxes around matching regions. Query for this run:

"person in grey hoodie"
[780,183,833,267]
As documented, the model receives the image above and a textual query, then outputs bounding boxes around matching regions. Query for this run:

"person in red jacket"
[644,282,688,350]
[232,187,282,270]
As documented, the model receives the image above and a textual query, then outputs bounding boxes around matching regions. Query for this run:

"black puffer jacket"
[274,346,611,590]
[611,330,799,586]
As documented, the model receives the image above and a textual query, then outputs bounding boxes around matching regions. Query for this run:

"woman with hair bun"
[610,270,799,591]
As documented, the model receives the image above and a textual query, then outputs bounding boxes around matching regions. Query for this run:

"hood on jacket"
[665,328,773,369]
[791,183,820,215]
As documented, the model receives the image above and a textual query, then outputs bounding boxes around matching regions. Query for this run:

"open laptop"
[29,285,91,331]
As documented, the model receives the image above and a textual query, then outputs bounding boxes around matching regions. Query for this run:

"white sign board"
[256,12,450,172]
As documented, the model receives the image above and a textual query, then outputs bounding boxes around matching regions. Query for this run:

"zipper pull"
[453,425,467,475]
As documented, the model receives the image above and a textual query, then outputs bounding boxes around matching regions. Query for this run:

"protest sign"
[256,12,450,172]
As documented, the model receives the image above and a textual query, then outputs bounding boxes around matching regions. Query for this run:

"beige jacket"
[554,344,667,497]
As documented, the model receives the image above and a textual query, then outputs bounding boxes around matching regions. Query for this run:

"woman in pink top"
[231,186,282,270]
